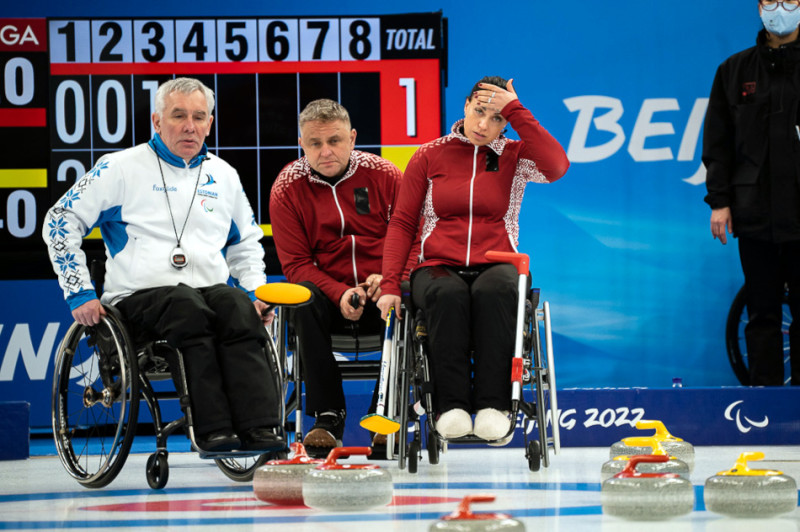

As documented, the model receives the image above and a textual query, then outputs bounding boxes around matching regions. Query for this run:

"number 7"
[306,21,329,60]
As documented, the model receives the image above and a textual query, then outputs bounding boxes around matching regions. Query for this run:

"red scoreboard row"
[0,13,447,279]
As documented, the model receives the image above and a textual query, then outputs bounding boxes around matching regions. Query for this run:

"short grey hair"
[154,77,215,117]
[298,99,351,131]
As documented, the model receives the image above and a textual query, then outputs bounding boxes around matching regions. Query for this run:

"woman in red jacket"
[377,76,569,442]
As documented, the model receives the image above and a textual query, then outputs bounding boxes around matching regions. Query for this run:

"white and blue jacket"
[43,135,267,310]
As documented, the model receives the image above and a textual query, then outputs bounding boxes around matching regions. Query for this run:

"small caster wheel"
[527,440,541,472]
[146,452,169,489]
[408,440,419,474]
[427,430,439,465]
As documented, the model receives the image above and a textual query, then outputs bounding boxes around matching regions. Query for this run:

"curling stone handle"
[618,454,669,477]
[323,446,372,465]
[289,441,310,458]
[622,436,659,451]
[738,451,765,466]
[635,419,682,441]
[449,494,499,519]
[719,451,781,476]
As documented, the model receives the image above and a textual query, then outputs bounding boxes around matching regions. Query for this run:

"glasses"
[761,0,800,11]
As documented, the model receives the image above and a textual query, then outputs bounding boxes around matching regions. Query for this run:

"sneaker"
[303,410,345,458]
[473,408,511,441]
[436,408,472,438]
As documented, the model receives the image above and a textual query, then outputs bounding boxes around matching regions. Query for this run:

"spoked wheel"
[725,285,791,385]
[146,451,169,489]
[51,310,140,488]
[526,440,542,472]
[215,450,284,482]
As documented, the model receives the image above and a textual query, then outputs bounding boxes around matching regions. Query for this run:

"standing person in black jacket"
[703,0,800,385]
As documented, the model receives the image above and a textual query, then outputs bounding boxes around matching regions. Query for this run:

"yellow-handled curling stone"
[429,495,525,531]
[601,454,694,520]
[253,442,323,506]
[303,446,393,511]
[704,451,798,518]
[610,419,694,471]
[601,436,690,481]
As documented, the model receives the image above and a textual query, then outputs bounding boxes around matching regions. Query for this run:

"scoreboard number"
[1,13,445,280]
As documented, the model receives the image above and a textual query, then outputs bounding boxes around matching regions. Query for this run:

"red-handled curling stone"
[601,455,694,520]
[429,495,525,531]
[302,446,393,511]
[610,419,695,471]
[601,437,690,481]
[704,451,798,518]
[253,442,324,505]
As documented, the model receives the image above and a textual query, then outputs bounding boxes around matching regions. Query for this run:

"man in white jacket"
[43,77,281,453]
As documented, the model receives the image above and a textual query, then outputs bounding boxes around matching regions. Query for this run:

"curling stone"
[430,494,525,531]
[704,451,797,518]
[303,446,393,511]
[601,455,694,520]
[253,442,324,505]
[610,419,694,471]
[601,437,690,481]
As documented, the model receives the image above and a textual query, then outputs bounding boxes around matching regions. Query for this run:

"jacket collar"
[148,133,208,169]
[450,119,506,156]
[305,151,359,186]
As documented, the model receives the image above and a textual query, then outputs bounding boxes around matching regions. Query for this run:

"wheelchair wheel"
[526,440,541,472]
[426,428,439,465]
[146,451,169,490]
[215,450,284,482]
[51,310,140,488]
[725,285,791,385]
[407,440,419,474]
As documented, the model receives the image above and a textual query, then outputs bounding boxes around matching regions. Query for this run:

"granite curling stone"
[601,437,690,481]
[253,442,324,505]
[303,446,393,511]
[601,455,695,520]
[704,451,798,518]
[609,419,695,471]
[429,494,525,531]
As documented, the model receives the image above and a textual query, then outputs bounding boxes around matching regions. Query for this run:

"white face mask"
[761,6,800,36]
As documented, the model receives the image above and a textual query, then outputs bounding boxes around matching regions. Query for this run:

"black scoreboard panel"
[0,14,446,279]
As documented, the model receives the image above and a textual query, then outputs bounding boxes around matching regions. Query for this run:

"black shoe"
[196,429,241,452]
[303,410,346,458]
[370,432,400,460]
[240,427,286,451]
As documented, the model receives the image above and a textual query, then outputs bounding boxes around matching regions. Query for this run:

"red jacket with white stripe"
[380,99,569,296]
[270,150,402,305]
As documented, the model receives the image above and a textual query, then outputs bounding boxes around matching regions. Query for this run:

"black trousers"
[116,283,279,435]
[411,263,519,413]
[738,236,800,385]
[290,281,384,415]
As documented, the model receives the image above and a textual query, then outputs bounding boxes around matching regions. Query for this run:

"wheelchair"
[273,293,385,451]
[726,283,792,385]
[51,271,307,489]
[391,251,560,473]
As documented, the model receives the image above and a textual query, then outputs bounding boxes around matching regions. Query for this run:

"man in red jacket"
[270,99,404,456]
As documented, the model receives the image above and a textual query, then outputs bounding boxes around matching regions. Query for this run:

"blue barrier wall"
[0,2,775,428]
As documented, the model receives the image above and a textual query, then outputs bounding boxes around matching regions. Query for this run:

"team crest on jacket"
[742,82,756,96]
[198,173,219,199]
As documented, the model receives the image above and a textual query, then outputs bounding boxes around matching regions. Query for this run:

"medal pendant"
[170,246,188,269]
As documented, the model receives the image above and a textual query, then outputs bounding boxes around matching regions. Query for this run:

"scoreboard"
[0,13,447,279]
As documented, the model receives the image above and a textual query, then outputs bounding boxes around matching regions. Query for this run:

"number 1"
[399,78,417,137]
